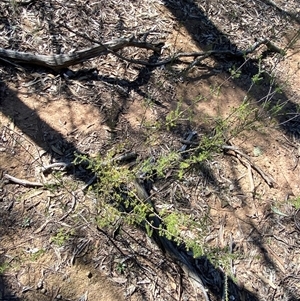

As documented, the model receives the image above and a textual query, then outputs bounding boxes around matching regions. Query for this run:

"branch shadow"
[0,21,165,301]
[160,0,300,300]
[162,0,300,139]
[260,0,300,25]
[0,209,20,301]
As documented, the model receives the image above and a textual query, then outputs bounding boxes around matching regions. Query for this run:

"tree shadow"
[0,209,20,301]
[0,73,261,300]
[0,17,167,301]
[162,0,300,139]
[161,0,299,300]
[260,0,300,24]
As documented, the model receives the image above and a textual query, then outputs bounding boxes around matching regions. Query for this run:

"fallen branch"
[42,162,72,173]
[0,36,284,71]
[0,36,161,71]
[2,0,36,5]
[222,145,276,187]
[4,173,44,187]
[59,192,77,221]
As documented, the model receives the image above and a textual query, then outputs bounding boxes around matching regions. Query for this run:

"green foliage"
[96,206,121,229]
[224,273,229,301]
[71,81,279,276]
[251,73,263,85]
[160,212,182,240]
[263,99,285,117]
[210,84,221,96]
[0,262,9,275]
[74,146,215,259]
[290,196,300,210]
[30,249,46,262]
[22,217,32,228]
[145,221,154,237]
[166,100,185,129]
[116,261,127,274]
[51,228,73,247]
[155,151,179,177]
[158,209,211,256]
[206,245,239,287]
[75,150,156,234]
[229,65,241,79]
[222,99,260,139]
[250,57,264,84]
[43,182,60,192]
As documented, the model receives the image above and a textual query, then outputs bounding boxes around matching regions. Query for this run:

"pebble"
[36,280,43,290]
[87,271,93,278]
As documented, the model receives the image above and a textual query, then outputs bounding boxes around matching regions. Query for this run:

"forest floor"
[0,1,300,301]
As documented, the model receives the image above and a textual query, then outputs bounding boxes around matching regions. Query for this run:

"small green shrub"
[51,228,73,247]
[229,65,241,79]
[0,262,10,275]
[71,67,289,277]
[291,196,300,210]
[30,249,46,262]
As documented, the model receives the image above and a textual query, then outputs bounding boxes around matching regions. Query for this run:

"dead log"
[0,36,283,74]
[0,36,161,71]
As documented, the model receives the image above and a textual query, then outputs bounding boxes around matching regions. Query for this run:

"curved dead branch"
[4,173,43,187]
[0,36,161,71]
[0,37,283,72]
[2,0,36,4]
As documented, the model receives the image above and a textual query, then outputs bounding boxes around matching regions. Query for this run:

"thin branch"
[0,36,161,71]
[59,192,77,221]
[0,36,284,71]
[59,22,161,53]
[222,145,276,187]
[2,0,36,5]
[42,162,72,173]
[4,173,44,187]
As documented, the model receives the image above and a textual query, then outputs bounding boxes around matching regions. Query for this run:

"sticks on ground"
[0,36,284,71]
[3,173,44,187]
[222,144,276,188]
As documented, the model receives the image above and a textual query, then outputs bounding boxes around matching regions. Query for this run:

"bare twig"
[59,192,77,221]
[222,145,276,187]
[4,173,44,187]
[42,162,72,173]
[0,56,26,72]
[247,162,255,192]
[2,0,36,4]
[34,219,52,234]
[59,22,161,54]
